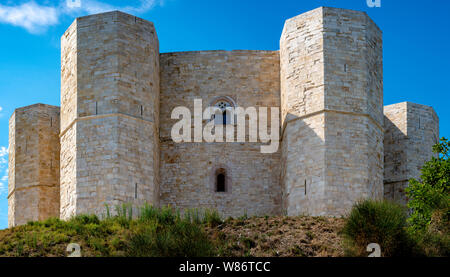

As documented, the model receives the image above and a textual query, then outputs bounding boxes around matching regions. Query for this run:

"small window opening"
[216,172,226,192]
[213,100,233,125]
[135,183,138,199]
[95,101,98,115]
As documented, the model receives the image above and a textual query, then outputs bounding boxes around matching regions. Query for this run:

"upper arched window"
[211,97,235,125]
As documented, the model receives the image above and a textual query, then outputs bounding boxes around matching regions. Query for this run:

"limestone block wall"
[60,11,160,219]
[8,104,60,227]
[322,7,384,215]
[280,7,384,216]
[384,102,439,204]
[159,51,281,217]
[280,7,326,216]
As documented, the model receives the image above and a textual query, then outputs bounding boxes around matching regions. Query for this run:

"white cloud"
[63,0,158,15]
[0,0,162,34]
[0,146,7,162]
[0,1,59,34]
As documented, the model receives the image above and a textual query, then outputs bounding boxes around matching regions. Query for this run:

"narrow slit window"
[222,111,227,125]
[135,183,138,199]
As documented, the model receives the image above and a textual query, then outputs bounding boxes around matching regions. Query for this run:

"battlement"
[7,7,440,226]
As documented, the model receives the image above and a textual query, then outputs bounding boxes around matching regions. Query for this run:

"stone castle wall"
[280,7,327,216]
[280,7,384,216]
[321,7,384,215]
[159,51,281,217]
[7,7,441,226]
[384,102,439,204]
[8,104,60,227]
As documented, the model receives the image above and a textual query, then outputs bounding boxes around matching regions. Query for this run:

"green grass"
[0,205,221,257]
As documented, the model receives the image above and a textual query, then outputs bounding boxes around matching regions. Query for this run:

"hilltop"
[0,207,345,257]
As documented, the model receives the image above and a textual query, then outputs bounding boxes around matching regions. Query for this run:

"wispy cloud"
[0,1,58,34]
[64,0,159,15]
[0,146,8,195]
[0,0,162,34]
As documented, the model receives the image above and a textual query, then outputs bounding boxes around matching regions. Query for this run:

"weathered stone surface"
[160,51,281,217]
[384,102,439,204]
[8,104,60,227]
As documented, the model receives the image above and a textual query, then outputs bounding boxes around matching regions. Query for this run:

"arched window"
[215,168,227,192]
[212,98,234,125]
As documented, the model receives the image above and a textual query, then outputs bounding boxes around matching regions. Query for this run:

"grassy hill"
[0,206,345,257]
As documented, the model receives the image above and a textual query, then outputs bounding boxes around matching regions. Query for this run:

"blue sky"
[0,0,449,229]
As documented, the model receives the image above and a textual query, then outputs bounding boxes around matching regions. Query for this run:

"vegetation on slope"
[0,206,345,257]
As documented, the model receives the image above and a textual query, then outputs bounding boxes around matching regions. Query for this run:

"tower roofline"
[62,10,155,37]
[384,101,439,120]
[282,6,382,36]
[10,103,60,119]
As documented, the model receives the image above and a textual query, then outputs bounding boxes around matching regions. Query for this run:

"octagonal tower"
[60,11,160,219]
[8,104,60,227]
[280,7,384,216]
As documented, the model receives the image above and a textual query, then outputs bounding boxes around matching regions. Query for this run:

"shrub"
[203,209,222,227]
[406,137,450,233]
[416,206,450,257]
[343,200,415,257]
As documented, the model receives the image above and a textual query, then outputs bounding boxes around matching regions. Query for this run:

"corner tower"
[280,7,384,216]
[384,102,439,204]
[60,11,160,219]
[8,104,60,227]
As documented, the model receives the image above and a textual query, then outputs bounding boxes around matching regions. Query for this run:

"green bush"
[343,200,416,257]
[416,206,450,257]
[406,137,450,233]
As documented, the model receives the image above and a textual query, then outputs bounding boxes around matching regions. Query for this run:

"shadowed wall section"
[384,102,439,204]
[8,104,60,227]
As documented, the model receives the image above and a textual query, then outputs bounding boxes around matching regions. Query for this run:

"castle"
[7,7,440,227]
